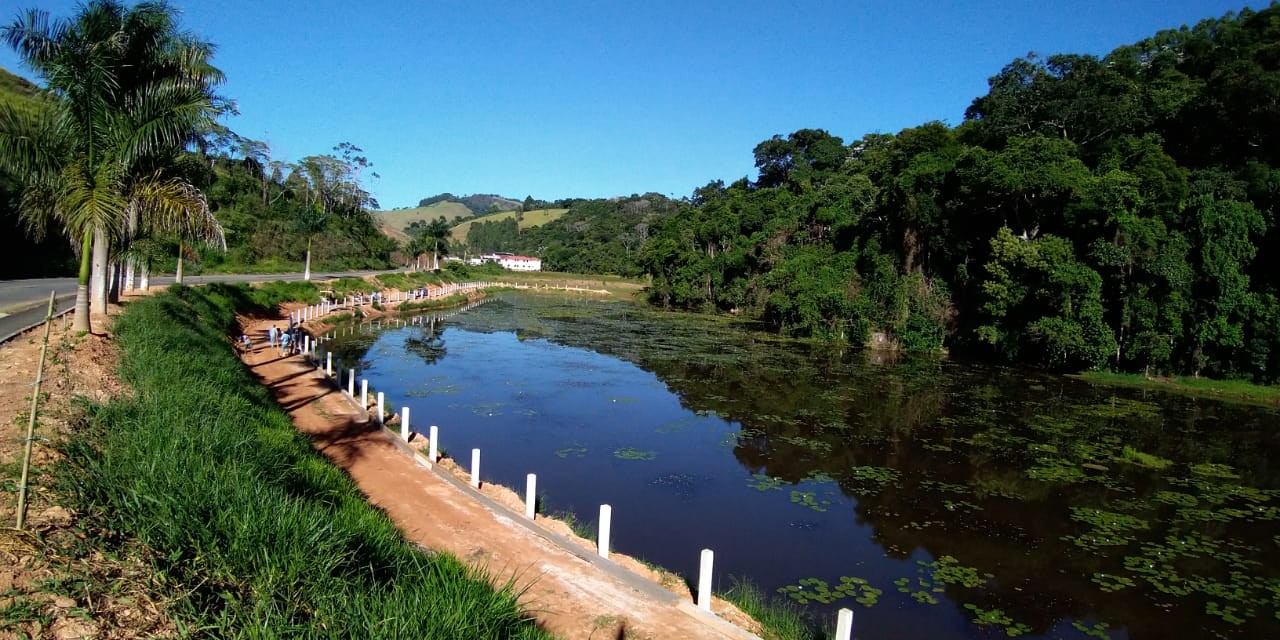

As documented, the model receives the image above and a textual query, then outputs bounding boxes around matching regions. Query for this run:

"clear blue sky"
[0,1,1265,208]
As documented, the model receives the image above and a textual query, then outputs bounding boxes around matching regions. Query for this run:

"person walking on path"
[241,333,253,352]
[279,330,292,357]
[268,325,278,348]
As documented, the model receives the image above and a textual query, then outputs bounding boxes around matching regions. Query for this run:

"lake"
[321,293,1280,639]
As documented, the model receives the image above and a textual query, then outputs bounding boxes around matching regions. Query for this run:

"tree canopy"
[642,5,1280,381]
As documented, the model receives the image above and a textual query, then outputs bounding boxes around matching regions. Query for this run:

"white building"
[498,255,542,271]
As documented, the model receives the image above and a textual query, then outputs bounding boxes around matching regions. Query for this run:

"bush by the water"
[60,284,549,638]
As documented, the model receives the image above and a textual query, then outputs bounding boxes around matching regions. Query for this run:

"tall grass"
[721,579,826,640]
[60,285,550,638]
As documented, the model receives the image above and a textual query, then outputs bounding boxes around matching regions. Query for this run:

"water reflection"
[322,294,1280,640]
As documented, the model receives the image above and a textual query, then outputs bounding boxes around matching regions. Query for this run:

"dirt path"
[239,314,761,640]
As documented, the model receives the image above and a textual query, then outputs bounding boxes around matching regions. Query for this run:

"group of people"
[265,322,307,357]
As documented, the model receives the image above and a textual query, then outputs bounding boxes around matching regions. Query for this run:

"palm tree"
[0,1,225,332]
[422,216,452,270]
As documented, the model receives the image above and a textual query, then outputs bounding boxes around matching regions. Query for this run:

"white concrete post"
[525,474,537,519]
[400,406,410,440]
[326,352,333,376]
[470,448,481,488]
[598,505,612,559]
[698,549,714,611]
[835,608,853,640]
[347,369,355,396]
[304,336,310,357]
[429,425,438,462]
[361,379,368,407]
[376,392,384,425]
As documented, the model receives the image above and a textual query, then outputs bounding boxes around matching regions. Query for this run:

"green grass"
[374,271,453,290]
[249,280,320,308]
[376,202,474,241]
[1073,371,1280,406]
[448,209,568,242]
[59,284,551,638]
[720,579,826,640]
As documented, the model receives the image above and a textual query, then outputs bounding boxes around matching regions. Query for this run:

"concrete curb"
[377,425,763,640]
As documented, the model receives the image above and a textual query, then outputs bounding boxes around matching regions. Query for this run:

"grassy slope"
[375,202,475,241]
[1072,371,1280,407]
[63,283,549,639]
[449,208,569,242]
[0,67,44,118]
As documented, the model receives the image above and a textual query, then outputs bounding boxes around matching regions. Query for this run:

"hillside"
[374,202,475,241]
[417,193,523,215]
[449,208,568,242]
[0,66,44,118]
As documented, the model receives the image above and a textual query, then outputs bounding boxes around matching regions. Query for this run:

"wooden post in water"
[698,549,714,611]
[598,505,612,559]
[835,608,853,640]
[525,474,537,519]
[470,448,481,488]
[376,392,384,425]
[401,406,410,440]
[429,425,438,462]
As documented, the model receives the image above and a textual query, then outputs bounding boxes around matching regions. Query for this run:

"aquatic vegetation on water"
[1062,507,1150,550]
[1190,462,1242,479]
[613,447,657,461]
[789,490,832,512]
[777,577,882,607]
[918,556,990,589]
[747,474,785,491]
[1091,572,1136,592]
[846,466,901,495]
[1117,446,1173,470]
[1071,620,1114,639]
[554,446,588,459]
[962,604,1031,637]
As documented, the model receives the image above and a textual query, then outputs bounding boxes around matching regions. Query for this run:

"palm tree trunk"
[175,242,184,284]
[124,258,135,292]
[90,227,109,318]
[72,232,92,333]
[304,236,312,281]
[108,260,120,303]
[140,261,150,290]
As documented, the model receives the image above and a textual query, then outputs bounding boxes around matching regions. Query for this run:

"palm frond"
[129,173,225,250]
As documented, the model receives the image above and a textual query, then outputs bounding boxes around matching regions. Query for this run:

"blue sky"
[0,1,1264,208]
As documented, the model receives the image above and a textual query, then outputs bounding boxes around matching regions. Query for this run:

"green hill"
[374,202,474,241]
[450,208,568,243]
[0,66,43,116]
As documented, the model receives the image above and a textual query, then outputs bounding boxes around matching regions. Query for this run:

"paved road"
[0,269,396,342]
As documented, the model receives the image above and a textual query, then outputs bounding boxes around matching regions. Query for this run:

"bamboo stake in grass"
[16,291,57,531]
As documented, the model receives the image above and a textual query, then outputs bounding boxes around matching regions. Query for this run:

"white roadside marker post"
[598,505,612,559]
[698,549,714,611]
[835,608,853,640]
[525,474,537,519]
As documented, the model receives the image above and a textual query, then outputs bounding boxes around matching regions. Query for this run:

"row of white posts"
[288,281,497,326]
[295,282,860,639]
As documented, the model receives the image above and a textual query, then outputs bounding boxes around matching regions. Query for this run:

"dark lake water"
[321,294,1280,639]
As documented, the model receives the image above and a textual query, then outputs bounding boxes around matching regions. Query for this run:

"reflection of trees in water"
[404,316,447,366]
[335,294,1280,639]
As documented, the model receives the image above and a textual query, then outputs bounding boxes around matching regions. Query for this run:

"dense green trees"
[643,5,1280,380]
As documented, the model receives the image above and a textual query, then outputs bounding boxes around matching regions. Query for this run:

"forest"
[641,5,1280,381]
